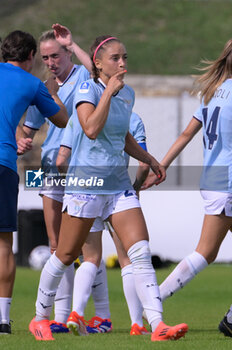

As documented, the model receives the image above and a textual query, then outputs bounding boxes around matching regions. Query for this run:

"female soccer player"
[19,24,91,333]
[29,35,188,342]
[60,111,150,335]
[142,38,232,337]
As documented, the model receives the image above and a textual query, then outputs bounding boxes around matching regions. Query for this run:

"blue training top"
[0,62,60,173]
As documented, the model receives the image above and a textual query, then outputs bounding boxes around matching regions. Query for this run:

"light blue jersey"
[194,78,232,192]
[61,78,135,194]
[124,112,147,167]
[24,65,89,174]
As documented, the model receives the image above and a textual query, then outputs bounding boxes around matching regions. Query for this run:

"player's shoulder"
[72,64,89,79]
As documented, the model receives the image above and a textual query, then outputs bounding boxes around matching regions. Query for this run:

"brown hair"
[193,39,232,104]
[89,35,120,82]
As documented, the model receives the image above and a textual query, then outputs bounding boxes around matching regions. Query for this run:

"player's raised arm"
[52,23,92,72]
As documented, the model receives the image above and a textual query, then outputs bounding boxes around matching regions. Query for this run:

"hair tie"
[93,37,117,64]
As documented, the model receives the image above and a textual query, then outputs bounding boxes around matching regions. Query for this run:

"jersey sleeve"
[74,80,98,109]
[76,65,91,83]
[193,101,204,123]
[129,112,147,151]
[31,81,60,118]
[24,105,46,130]
[60,116,74,149]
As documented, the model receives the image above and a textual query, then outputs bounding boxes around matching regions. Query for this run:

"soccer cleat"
[29,317,54,341]
[66,311,88,336]
[86,316,112,334]
[130,323,150,335]
[49,320,69,333]
[151,321,188,341]
[218,311,232,337]
[0,323,11,334]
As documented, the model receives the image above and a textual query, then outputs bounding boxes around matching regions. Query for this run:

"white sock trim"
[186,251,208,275]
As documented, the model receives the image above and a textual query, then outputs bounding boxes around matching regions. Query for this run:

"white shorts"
[62,190,140,222]
[90,217,105,232]
[39,181,64,203]
[200,190,232,217]
[40,183,102,232]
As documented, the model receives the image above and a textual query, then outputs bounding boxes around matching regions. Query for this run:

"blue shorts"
[0,165,19,232]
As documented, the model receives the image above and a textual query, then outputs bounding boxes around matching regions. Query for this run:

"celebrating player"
[142,38,232,337]
[60,111,150,335]
[19,23,91,333]
[29,34,188,342]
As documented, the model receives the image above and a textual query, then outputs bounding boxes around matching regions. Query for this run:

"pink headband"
[93,37,117,64]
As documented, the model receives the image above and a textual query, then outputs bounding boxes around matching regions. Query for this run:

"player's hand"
[141,164,166,189]
[52,23,73,49]
[17,137,33,155]
[45,75,59,95]
[106,70,127,96]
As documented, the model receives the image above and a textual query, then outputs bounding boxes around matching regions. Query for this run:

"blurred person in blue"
[29,33,188,342]
[0,29,68,334]
[142,38,232,338]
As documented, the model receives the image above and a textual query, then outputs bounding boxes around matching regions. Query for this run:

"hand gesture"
[150,163,166,185]
[106,70,127,96]
[141,164,166,190]
[45,75,59,96]
[17,137,33,155]
[52,23,73,49]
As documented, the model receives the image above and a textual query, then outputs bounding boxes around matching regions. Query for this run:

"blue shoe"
[86,316,112,334]
[49,320,69,333]
[219,311,232,337]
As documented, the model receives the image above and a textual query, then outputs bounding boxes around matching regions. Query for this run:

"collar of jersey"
[98,78,119,97]
[58,65,76,87]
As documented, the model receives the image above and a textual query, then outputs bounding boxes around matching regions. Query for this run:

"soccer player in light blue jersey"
[142,38,232,338]
[20,24,91,333]
[60,111,150,335]
[0,30,68,335]
[29,34,188,342]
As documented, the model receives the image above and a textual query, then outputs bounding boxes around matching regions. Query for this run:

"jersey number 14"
[202,106,220,150]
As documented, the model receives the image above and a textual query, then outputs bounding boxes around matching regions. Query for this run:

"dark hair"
[90,35,120,82]
[1,30,37,62]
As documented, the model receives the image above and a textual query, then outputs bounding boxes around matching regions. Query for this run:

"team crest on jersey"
[79,82,90,93]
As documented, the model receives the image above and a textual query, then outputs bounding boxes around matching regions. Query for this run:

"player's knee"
[127,240,152,272]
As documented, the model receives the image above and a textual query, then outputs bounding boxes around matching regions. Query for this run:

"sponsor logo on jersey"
[79,81,90,93]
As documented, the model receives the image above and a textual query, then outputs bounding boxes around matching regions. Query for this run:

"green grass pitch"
[1,263,232,349]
